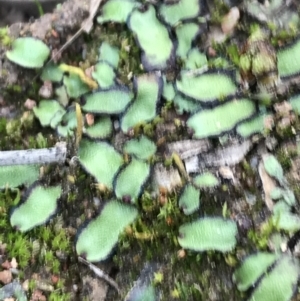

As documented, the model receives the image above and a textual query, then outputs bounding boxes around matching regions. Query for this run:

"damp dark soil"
[1,0,300,301]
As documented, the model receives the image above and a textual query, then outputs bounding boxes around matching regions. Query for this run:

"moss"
[0,27,13,46]
[2,1,300,299]
[276,147,293,171]
[111,188,242,300]
[87,23,142,85]
[247,218,276,250]
[209,0,229,24]
[271,28,298,46]
[7,84,22,93]
[48,291,71,301]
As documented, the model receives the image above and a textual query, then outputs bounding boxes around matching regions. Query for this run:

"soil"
[1,0,300,301]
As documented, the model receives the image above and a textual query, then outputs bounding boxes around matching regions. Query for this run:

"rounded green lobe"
[123,135,157,160]
[178,217,237,252]
[128,5,174,70]
[78,139,123,189]
[178,184,200,215]
[278,39,300,78]
[10,185,61,232]
[159,0,203,26]
[248,255,300,301]
[121,73,161,132]
[233,252,279,291]
[76,200,138,262]
[6,37,50,68]
[187,99,256,138]
[114,159,150,204]
[176,72,237,103]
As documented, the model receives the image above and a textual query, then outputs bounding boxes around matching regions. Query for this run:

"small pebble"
[221,7,240,35]
[38,81,53,99]
[219,166,235,182]
[85,113,94,126]
[24,99,36,110]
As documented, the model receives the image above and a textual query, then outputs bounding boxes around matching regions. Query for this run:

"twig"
[78,256,120,294]
[0,142,67,166]
[47,0,102,65]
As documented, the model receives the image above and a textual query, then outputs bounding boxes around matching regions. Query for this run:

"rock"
[0,270,12,285]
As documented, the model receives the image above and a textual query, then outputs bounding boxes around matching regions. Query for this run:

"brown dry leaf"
[258,160,276,210]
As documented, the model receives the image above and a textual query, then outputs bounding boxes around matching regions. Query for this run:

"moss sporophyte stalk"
[2,0,300,300]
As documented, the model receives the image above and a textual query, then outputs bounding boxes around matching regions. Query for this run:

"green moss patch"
[55,85,69,107]
[288,94,300,114]
[123,135,157,160]
[0,165,40,189]
[98,42,120,69]
[78,139,123,189]
[278,38,300,78]
[236,114,272,138]
[233,252,279,291]
[159,0,206,26]
[10,184,61,232]
[121,73,162,132]
[63,73,90,98]
[82,87,133,115]
[92,61,116,88]
[33,100,65,127]
[187,98,256,138]
[272,204,300,232]
[128,5,175,71]
[193,172,219,188]
[97,0,140,24]
[84,116,113,139]
[184,48,208,70]
[178,217,237,252]
[173,93,201,114]
[56,109,77,137]
[175,22,201,59]
[262,154,286,186]
[162,75,176,101]
[41,63,64,82]
[176,70,237,104]
[178,184,200,215]
[6,37,50,68]
[248,255,299,301]
[76,200,138,262]
[114,159,150,204]
[270,187,296,206]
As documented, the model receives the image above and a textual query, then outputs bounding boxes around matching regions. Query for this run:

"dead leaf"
[258,161,276,210]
